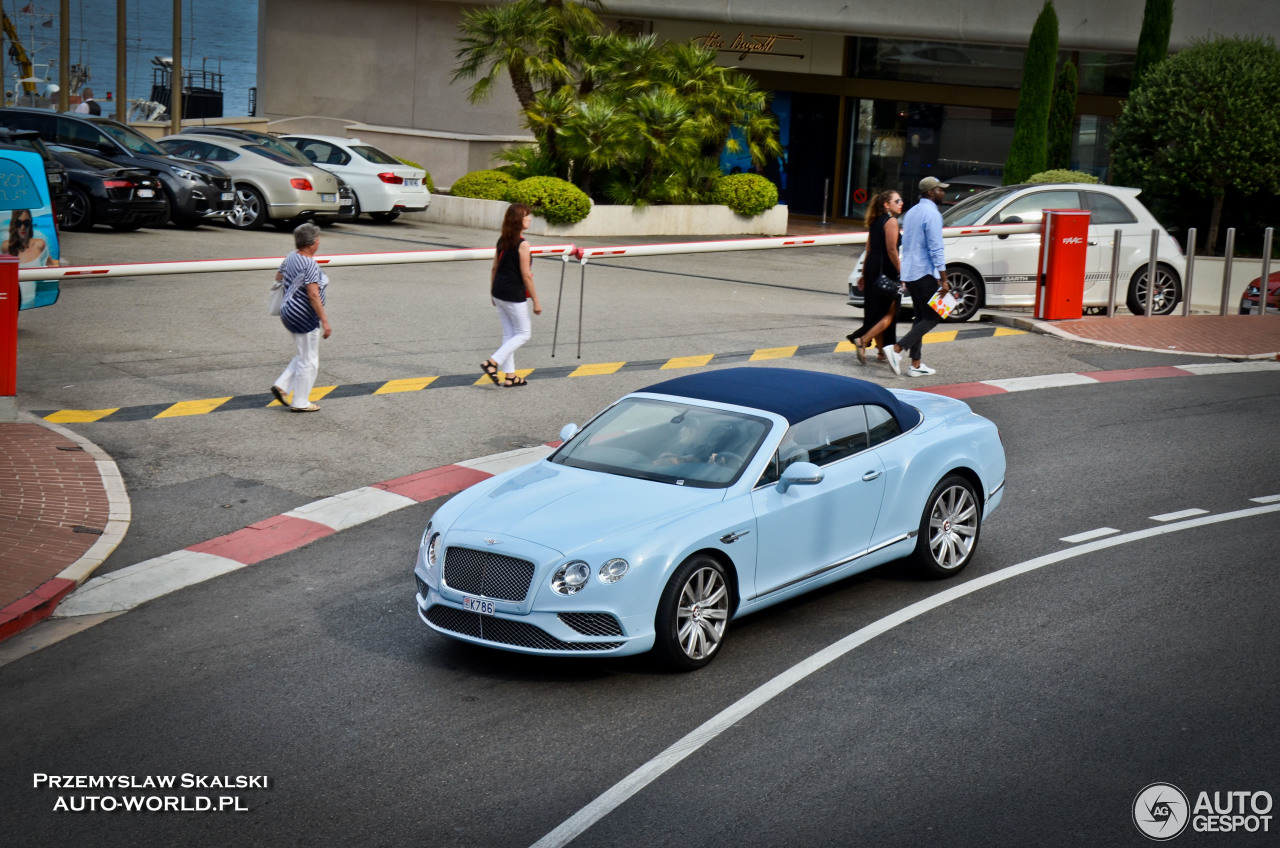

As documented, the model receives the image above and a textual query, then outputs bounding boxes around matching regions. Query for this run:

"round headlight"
[552,561,591,595]
[599,558,629,584]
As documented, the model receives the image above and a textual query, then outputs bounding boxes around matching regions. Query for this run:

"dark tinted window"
[0,111,54,138]
[55,117,110,149]
[1083,191,1137,225]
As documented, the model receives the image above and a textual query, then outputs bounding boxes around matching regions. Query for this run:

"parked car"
[413,367,1005,670]
[0,147,61,310]
[1240,270,1280,315]
[47,144,168,231]
[0,126,70,213]
[158,133,340,230]
[849,182,1184,321]
[0,106,234,227]
[177,126,356,226]
[280,133,430,222]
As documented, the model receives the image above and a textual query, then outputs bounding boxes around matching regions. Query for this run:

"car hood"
[140,152,229,179]
[450,461,722,554]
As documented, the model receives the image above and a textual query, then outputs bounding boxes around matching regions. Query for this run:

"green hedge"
[450,169,517,201]
[506,176,592,225]
[711,173,779,216]
[1026,169,1100,184]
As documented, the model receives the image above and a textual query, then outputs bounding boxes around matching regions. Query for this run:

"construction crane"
[1,10,39,97]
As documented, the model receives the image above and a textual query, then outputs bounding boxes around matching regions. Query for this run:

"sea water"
[22,0,258,117]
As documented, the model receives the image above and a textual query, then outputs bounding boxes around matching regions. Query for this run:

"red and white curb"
[33,359,1280,624]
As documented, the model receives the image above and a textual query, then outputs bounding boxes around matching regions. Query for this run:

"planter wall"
[411,194,788,237]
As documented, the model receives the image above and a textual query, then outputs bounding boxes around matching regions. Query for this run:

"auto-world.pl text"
[33,774,269,812]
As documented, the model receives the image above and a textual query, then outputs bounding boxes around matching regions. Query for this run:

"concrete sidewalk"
[2,312,1278,645]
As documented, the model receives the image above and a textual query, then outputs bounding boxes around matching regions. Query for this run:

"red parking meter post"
[1034,209,1091,320]
[0,254,18,421]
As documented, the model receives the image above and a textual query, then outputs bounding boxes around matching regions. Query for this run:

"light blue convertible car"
[414,367,1005,670]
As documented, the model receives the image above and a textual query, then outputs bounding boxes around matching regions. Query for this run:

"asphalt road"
[5,218,1278,847]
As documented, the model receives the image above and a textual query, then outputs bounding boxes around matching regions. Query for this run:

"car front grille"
[426,605,622,652]
[208,175,232,191]
[558,613,624,637]
[442,547,535,602]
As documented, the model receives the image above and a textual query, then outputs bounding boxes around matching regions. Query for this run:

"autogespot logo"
[1134,783,1190,841]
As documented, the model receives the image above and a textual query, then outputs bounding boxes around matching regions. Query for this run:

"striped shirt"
[278,250,328,334]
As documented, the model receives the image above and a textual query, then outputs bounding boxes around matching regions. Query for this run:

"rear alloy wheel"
[226,184,267,230]
[910,475,982,578]
[1126,263,1181,316]
[654,555,731,671]
[369,210,400,223]
[942,265,983,323]
[60,186,93,231]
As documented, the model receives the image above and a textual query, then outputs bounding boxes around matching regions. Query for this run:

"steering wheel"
[711,451,745,467]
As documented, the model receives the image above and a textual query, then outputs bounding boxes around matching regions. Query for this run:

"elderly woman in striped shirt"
[271,222,331,412]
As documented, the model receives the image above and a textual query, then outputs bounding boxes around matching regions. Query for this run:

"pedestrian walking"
[885,177,951,378]
[480,203,542,388]
[846,189,902,365]
[271,222,331,412]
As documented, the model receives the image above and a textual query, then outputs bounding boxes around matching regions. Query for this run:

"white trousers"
[490,298,531,374]
[276,328,321,409]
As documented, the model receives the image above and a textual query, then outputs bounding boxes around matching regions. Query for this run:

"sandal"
[502,376,528,387]
[479,360,500,385]
[850,335,866,365]
[270,385,288,405]
[289,403,321,413]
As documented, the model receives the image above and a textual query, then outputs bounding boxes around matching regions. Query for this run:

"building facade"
[259,0,1273,219]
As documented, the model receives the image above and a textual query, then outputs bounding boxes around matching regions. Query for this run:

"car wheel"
[226,184,267,230]
[654,554,731,671]
[1126,263,1181,316]
[349,195,361,221]
[943,265,983,323]
[60,187,93,231]
[910,474,982,579]
[369,210,400,223]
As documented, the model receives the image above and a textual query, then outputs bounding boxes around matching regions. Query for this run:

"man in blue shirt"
[886,177,953,377]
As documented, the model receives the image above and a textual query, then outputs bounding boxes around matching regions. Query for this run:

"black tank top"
[863,215,899,282]
[491,239,527,303]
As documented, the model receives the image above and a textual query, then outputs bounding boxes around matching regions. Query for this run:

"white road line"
[1150,508,1209,522]
[528,502,1280,848]
[284,487,418,532]
[1250,494,1280,504]
[457,444,555,475]
[984,373,1100,392]
[54,550,246,616]
[1059,527,1120,544]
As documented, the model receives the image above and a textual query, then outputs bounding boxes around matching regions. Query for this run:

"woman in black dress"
[846,190,902,365]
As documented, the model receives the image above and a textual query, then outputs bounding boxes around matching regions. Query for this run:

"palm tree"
[555,94,638,195]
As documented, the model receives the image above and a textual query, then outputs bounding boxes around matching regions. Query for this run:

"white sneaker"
[907,363,937,377]
[885,346,903,376]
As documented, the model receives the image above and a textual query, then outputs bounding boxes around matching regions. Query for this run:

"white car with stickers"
[849,182,1185,321]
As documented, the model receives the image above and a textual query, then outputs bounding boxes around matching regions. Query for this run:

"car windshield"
[351,145,402,165]
[942,185,1021,226]
[96,122,166,155]
[551,397,771,488]
[245,144,305,166]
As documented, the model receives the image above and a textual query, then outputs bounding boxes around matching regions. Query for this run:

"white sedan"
[281,134,430,223]
[850,182,1185,320]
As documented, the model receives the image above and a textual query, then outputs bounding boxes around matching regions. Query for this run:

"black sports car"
[48,144,169,232]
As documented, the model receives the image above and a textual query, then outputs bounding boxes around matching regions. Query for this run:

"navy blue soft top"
[641,367,922,429]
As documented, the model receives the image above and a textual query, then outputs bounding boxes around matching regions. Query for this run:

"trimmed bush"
[506,176,592,225]
[396,157,437,193]
[711,173,779,216]
[1026,169,1100,184]
[450,169,517,201]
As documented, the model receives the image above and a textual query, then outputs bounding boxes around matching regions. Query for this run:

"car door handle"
[1088,240,1099,245]
[862,470,882,481]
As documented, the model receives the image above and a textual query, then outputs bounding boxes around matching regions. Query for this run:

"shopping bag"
[267,280,285,316]
[928,289,959,320]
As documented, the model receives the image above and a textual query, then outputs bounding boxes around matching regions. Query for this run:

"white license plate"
[320,193,336,202]
[221,191,234,201]
[137,189,154,197]
[405,178,421,187]
[462,595,495,616]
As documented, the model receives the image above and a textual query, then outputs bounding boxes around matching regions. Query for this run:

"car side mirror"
[96,142,116,155]
[997,215,1022,239]
[558,423,579,443]
[778,461,823,493]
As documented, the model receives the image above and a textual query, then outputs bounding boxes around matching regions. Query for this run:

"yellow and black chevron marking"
[34,326,1024,423]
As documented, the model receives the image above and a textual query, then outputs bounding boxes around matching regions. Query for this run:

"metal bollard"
[1107,229,1122,317]
[1257,228,1273,318]
[1181,228,1196,317]
[821,179,830,226]
[1219,228,1236,316]
[1145,229,1159,317]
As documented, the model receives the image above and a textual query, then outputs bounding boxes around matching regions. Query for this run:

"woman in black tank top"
[480,203,542,387]
[846,190,902,365]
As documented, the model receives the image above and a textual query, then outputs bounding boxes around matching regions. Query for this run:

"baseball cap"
[918,176,950,191]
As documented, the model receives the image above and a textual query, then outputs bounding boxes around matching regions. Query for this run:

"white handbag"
[267,279,285,316]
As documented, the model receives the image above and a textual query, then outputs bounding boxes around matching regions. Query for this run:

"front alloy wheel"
[655,555,730,671]
[1126,263,1181,315]
[226,184,267,230]
[60,186,93,231]
[911,475,981,578]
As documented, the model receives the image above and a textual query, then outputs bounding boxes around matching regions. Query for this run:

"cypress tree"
[1047,60,1078,170]
[1003,1,1059,185]
[1132,0,1174,91]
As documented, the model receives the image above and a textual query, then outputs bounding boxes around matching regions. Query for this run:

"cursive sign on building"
[693,30,804,61]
